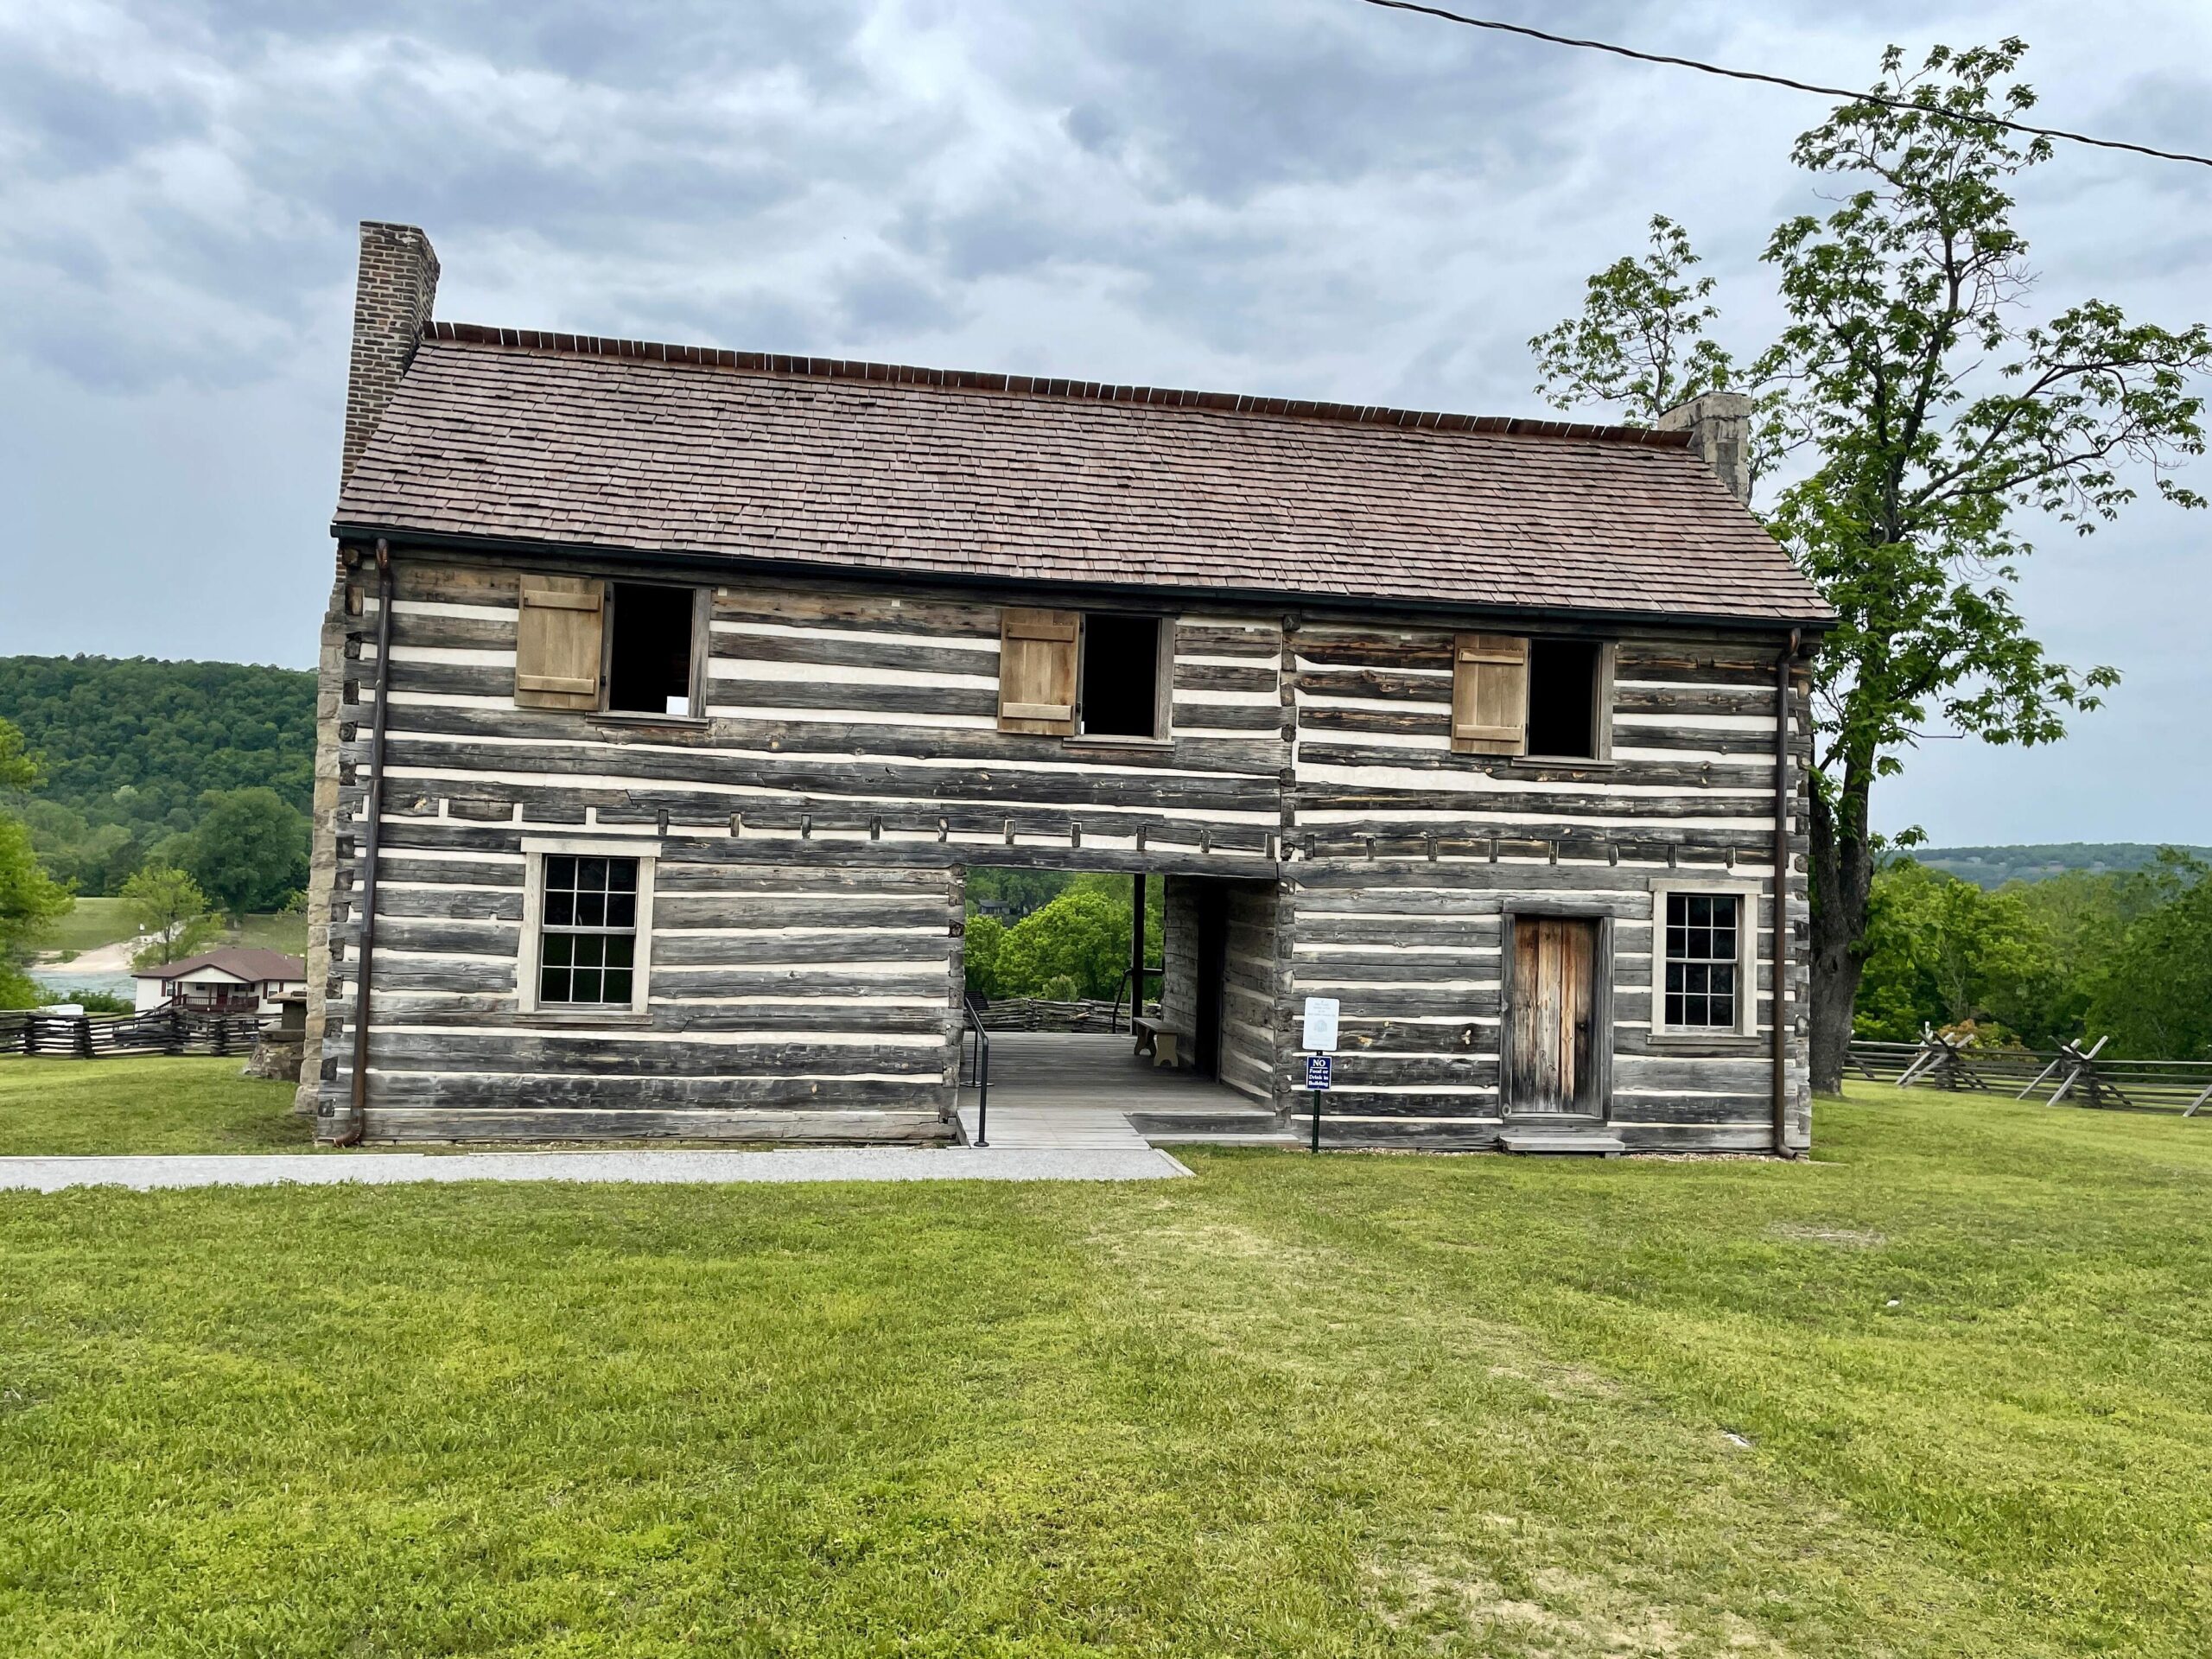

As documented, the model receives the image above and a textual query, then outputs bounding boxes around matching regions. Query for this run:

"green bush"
[46,988,133,1014]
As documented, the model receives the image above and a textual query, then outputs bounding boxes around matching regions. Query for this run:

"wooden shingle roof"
[334,325,1834,626]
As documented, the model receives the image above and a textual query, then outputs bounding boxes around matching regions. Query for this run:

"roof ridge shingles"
[421,320,1695,450]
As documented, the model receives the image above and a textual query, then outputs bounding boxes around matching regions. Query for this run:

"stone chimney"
[341,221,440,487]
[1656,391,1753,505]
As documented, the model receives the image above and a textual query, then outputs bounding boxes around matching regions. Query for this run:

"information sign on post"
[1302,996,1341,1153]
[1300,995,1340,1055]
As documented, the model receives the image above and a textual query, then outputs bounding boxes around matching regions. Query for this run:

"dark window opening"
[539,855,639,1006]
[1663,892,1739,1029]
[1079,614,1162,739]
[607,583,697,715]
[1526,639,1599,758]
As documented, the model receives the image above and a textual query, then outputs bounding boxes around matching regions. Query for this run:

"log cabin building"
[300,221,1833,1153]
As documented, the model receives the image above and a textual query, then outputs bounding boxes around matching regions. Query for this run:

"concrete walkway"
[0,1145,1192,1194]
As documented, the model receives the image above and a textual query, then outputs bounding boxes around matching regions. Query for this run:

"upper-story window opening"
[1452,632,1611,760]
[513,575,703,718]
[607,582,699,716]
[1079,614,1165,739]
[997,607,1167,740]
[1527,639,1602,759]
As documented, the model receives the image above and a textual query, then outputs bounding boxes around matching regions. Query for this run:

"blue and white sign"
[1304,1054,1333,1091]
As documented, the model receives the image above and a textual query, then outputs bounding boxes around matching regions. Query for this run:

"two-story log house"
[300,222,1833,1153]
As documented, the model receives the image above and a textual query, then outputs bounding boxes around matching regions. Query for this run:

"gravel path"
[0,1146,1193,1194]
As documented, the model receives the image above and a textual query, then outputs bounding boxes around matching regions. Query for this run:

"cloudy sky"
[2,0,2207,846]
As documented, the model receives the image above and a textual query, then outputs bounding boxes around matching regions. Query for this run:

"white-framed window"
[1647,879,1759,1038]
[517,837,659,1016]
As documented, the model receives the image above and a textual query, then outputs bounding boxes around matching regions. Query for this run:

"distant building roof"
[132,950,307,983]
[333,325,1834,628]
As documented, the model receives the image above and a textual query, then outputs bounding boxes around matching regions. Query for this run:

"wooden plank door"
[1510,918,1597,1114]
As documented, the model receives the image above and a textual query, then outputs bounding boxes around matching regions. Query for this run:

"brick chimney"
[1656,391,1753,505]
[341,221,440,487]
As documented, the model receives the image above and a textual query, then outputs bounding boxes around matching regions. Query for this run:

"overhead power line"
[1355,0,2212,169]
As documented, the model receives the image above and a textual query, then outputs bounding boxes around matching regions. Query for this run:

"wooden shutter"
[515,575,605,709]
[1452,632,1528,754]
[999,608,1078,734]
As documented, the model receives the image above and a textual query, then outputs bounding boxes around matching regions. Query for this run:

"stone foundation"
[245,1035,305,1084]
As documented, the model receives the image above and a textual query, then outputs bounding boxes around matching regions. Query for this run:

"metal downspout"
[337,540,393,1147]
[1772,627,1802,1157]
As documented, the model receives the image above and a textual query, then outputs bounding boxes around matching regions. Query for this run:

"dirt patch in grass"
[1767,1222,1888,1249]
[1367,1555,1787,1656]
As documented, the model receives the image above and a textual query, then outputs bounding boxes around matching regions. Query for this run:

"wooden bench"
[1130,1015,1187,1069]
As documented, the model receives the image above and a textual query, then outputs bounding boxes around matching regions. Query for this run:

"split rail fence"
[970,996,1142,1033]
[1850,1033,2212,1116]
[0,1009,266,1059]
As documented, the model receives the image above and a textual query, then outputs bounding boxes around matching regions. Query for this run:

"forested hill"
[0,656,315,830]
[1917,843,2212,889]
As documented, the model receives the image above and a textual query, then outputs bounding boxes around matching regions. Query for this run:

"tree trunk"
[1807,769,1877,1094]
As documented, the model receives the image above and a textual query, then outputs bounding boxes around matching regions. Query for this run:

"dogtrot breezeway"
[956,1031,1296,1151]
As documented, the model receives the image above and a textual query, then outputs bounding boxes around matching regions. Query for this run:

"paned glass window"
[538,855,639,1005]
[1663,892,1739,1029]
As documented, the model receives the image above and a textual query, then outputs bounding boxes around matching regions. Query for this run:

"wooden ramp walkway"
[957,1033,1294,1150]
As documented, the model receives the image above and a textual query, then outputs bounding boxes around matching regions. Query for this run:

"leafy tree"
[0,717,71,1007]
[1853,850,2210,1055]
[2083,852,2212,1059]
[0,655,315,892]
[964,867,1075,921]
[964,870,1164,1001]
[1529,40,2212,1090]
[992,888,1131,1001]
[1853,860,2056,1042]
[21,801,142,894]
[1916,842,2212,887]
[963,913,1007,1000]
[0,813,73,1008]
[178,788,310,916]
[0,718,40,793]
[123,864,221,969]
[1531,215,1741,427]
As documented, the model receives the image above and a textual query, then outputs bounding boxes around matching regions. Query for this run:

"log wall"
[1282,621,1810,1149]
[1219,881,1281,1106]
[311,549,1811,1150]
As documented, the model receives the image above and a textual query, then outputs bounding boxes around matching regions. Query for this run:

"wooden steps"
[1128,1108,1301,1147]
[1497,1129,1628,1157]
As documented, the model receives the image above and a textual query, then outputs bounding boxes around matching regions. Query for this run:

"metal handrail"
[1109,964,1165,1034]
[962,993,990,1147]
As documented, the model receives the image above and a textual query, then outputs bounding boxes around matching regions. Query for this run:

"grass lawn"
[0,1057,309,1155]
[29,895,131,958]
[0,1076,2208,1655]
[30,901,306,963]
[228,908,308,957]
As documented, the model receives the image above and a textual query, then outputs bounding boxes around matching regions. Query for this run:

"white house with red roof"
[132,950,308,1015]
